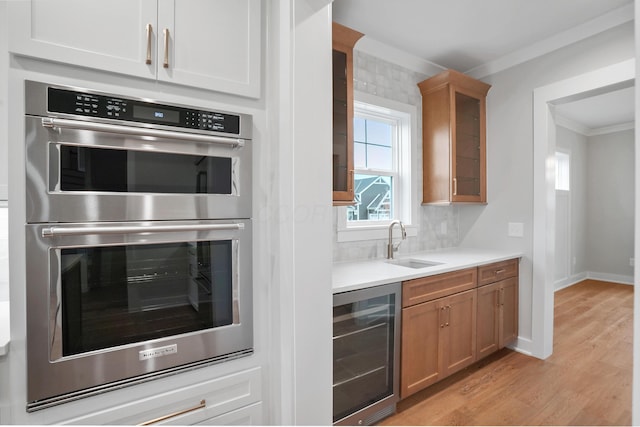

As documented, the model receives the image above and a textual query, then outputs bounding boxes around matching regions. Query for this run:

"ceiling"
[332,0,635,131]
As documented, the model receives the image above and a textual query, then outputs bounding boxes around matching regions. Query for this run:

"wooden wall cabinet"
[418,70,491,205]
[332,22,363,205]
[401,269,478,398]
[476,260,519,359]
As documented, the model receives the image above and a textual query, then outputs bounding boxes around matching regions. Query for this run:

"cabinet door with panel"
[8,0,156,79]
[157,0,261,98]
[418,69,491,205]
[401,298,442,397]
[476,259,519,358]
[440,289,477,377]
[401,268,478,399]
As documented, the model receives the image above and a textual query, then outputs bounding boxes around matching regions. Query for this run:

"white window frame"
[337,91,418,242]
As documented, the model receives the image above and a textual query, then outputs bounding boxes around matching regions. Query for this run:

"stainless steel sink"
[386,259,442,269]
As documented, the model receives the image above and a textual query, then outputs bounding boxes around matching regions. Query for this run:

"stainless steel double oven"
[24,81,253,410]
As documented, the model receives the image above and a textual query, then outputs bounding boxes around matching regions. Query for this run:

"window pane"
[354,117,366,143]
[354,142,366,169]
[367,145,392,171]
[348,174,393,222]
[366,121,392,147]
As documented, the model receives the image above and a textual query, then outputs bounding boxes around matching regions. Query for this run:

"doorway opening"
[531,58,635,359]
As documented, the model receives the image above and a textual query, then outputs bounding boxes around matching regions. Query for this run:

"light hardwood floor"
[380,279,632,426]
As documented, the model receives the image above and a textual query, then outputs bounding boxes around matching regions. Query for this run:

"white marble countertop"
[0,301,9,356]
[333,247,523,294]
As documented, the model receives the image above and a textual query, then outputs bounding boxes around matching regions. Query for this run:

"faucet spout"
[387,220,407,259]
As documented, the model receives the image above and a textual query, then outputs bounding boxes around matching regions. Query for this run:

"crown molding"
[466,3,634,79]
[354,36,446,77]
[555,114,634,136]
[554,114,591,136]
[588,121,635,136]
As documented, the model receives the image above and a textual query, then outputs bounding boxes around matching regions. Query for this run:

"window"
[337,92,417,242]
[348,116,395,222]
[555,151,570,191]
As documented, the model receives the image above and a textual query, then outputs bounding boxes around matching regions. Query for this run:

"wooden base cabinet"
[400,259,519,399]
[476,260,519,359]
[401,270,478,399]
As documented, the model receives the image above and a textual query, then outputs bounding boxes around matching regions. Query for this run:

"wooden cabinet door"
[8,0,157,79]
[158,0,261,98]
[401,299,442,398]
[441,289,477,377]
[476,282,500,359]
[499,277,518,347]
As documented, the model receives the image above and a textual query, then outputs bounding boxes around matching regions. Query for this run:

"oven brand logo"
[139,344,178,361]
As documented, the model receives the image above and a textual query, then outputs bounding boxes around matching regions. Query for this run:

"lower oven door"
[25,219,252,409]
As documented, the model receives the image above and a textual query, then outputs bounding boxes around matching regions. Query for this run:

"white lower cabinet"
[62,367,262,425]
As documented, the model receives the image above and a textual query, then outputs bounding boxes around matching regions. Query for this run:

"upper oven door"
[25,115,251,223]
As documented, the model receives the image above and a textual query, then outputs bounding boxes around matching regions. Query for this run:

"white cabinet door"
[8,0,157,79]
[157,0,261,98]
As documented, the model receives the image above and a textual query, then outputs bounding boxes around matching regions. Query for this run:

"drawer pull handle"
[163,28,170,68]
[139,399,206,425]
[495,269,506,275]
[145,24,153,64]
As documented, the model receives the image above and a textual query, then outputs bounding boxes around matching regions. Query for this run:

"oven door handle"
[42,117,245,148]
[42,223,245,238]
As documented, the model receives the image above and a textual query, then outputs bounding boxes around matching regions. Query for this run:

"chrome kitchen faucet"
[387,220,406,259]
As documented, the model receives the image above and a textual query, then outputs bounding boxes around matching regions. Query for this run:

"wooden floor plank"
[379,280,632,426]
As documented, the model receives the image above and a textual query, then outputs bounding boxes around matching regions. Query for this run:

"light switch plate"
[508,222,524,237]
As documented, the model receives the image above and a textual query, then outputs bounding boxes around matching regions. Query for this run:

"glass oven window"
[59,145,233,194]
[60,240,234,357]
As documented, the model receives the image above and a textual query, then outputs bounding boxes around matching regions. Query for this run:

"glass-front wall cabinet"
[418,69,491,205]
[332,22,363,205]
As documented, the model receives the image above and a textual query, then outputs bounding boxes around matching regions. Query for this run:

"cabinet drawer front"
[478,259,518,286]
[402,268,477,308]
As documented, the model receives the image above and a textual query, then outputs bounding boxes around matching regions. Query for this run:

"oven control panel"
[47,87,241,135]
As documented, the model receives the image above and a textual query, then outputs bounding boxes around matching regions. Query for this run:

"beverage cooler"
[332,282,400,425]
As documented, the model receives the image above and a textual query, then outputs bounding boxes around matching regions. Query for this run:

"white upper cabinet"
[157,0,261,98]
[8,0,261,98]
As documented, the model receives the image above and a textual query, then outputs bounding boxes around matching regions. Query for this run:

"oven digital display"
[133,105,180,124]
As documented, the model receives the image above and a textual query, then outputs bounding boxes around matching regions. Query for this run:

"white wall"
[555,125,588,289]
[586,129,635,282]
[459,21,634,349]
[554,126,634,289]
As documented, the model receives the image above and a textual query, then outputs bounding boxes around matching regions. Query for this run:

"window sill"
[337,223,418,243]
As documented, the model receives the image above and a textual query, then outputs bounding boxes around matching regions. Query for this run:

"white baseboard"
[555,271,634,291]
[508,337,533,357]
[586,271,634,285]
[554,272,588,291]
